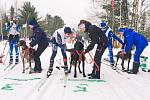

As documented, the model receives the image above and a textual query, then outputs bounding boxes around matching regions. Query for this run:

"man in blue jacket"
[100,21,124,67]
[119,28,148,74]
[28,18,49,73]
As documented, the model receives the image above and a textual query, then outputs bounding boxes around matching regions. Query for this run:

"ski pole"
[2,41,7,55]
[1,41,8,64]
[2,50,9,65]
[28,47,32,71]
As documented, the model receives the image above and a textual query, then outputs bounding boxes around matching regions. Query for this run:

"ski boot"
[62,66,68,75]
[9,56,13,64]
[88,70,100,79]
[88,70,95,76]
[47,67,53,78]
[128,62,140,74]
[15,56,19,64]
[110,63,116,70]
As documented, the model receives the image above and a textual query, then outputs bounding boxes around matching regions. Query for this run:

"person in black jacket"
[78,20,108,79]
[28,18,49,73]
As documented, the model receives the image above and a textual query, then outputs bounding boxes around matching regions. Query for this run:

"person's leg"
[89,43,107,79]
[108,44,114,66]
[14,42,19,64]
[9,41,13,64]
[60,45,68,74]
[33,44,48,72]
[48,44,58,74]
[61,48,67,66]
[129,45,147,74]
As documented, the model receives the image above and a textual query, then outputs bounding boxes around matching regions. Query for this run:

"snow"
[0,40,150,100]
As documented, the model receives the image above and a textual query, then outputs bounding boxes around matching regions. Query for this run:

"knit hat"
[100,22,107,28]
[118,28,126,32]
[64,27,72,34]
[28,18,38,26]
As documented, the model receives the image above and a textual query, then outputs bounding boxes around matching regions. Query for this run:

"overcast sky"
[0,0,91,28]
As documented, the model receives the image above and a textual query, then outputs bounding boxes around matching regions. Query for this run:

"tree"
[53,16,64,31]
[18,2,38,38]
[10,6,15,21]
[39,14,64,35]
[18,2,38,25]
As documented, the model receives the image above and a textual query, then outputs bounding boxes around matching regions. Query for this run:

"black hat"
[28,18,38,26]
[64,27,72,34]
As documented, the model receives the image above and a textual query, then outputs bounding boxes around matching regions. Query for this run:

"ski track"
[0,41,150,100]
[104,65,150,100]
[26,68,61,100]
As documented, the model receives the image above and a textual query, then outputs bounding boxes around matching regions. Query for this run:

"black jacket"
[30,26,49,47]
[85,25,108,53]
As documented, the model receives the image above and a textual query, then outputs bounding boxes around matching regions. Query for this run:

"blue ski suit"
[6,21,21,63]
[120,28,148,63]
[100,23,124,65]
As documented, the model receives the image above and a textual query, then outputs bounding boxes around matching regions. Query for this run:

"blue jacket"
[103,26,124,46]
[123,28,148,53]
[30,26,49,47]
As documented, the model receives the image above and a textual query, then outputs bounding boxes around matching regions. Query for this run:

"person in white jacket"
[47,27,72,77]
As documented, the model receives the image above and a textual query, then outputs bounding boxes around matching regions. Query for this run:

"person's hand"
[0,54,4,58]
[84,50,87,54]
[28,44,31,48]
[120,50,126,58]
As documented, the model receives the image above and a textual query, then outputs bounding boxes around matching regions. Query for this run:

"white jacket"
[52,27,67,45]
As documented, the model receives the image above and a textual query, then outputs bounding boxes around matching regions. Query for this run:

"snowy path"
[0,41,150,100]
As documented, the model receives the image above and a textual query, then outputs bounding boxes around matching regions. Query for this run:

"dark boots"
[128,62,140,74]
[88,68,95,76]
[47,66,53,77]
[47,61,54,77]
[9,55,19,64]
[9,55,13,64]
[88,70,100,79]
[62,65,68,74]
[15,56,19,64]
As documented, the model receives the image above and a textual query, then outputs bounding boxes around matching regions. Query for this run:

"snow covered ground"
[0,40,150,100]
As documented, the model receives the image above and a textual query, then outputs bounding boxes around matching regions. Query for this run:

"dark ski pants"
[34,44,48,71]
[92,43,108,77]
[50,44,67,67]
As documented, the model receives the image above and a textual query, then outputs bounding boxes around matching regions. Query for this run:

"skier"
[100,21,124,67]
[47,26,72,77]
[5,19,21,64]
[78,20,108,79]
[28,18,49,73]
[118,27,148,74]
